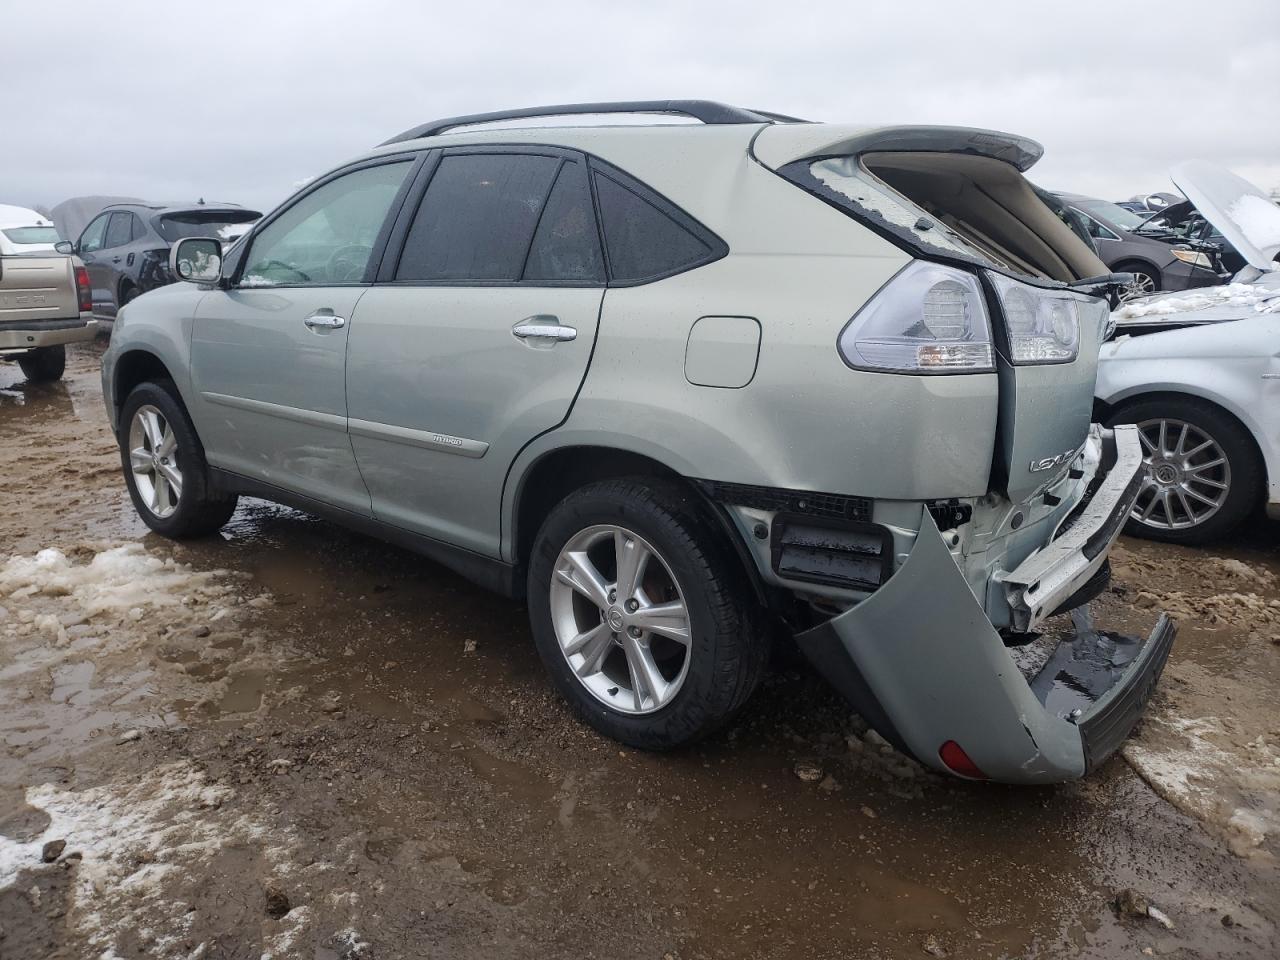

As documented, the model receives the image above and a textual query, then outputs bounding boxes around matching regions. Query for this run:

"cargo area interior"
[861,151,1106,282]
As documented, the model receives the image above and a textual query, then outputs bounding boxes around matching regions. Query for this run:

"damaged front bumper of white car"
[795,424,1176,784]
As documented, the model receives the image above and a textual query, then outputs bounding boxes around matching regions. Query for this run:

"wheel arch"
[1101,388,1269,483]
[1111,257,1162,283]
[113,349,181,421]
[507,443,769,605]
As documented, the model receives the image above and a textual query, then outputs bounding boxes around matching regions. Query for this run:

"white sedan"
[1095,162,1280,543]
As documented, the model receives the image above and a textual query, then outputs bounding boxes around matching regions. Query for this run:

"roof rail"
[380,100,806,146]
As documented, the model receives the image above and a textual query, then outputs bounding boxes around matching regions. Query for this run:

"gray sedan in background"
[1055,193,1222,296]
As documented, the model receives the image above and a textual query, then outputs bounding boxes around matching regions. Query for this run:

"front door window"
[240,161,413,286]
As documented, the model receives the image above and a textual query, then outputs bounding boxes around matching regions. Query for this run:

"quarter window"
[79,214,109,253]
[241,160,412,286]
[396,154,559,282]
[104,212,134,248]
[523,161,604,282]
[593,173,713,282]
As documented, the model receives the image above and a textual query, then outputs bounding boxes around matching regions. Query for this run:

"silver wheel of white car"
[1132,417,1229,531]
[1110,395,1261,544]
[128,404,183,519]
[550,523,692,715]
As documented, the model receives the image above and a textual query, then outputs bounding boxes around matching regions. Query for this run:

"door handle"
[111,256,121,263]
[304,313,347,329]
[512,316,576,342]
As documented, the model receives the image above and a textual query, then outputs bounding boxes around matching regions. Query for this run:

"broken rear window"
[802,157,998,266]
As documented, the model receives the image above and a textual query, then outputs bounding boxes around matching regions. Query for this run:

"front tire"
[1107,397,1260,544]
[527,477,768,749]
[18,345,66,382]
[119,381,238,538]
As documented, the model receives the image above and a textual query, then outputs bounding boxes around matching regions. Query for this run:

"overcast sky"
[5,0,1278,218]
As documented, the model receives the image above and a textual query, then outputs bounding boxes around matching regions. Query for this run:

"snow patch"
[1114,282,1280,320]
[1124,715,1280,858]
[1226,193,1280,251]
[0,761,300,954]
[0,544,233,626]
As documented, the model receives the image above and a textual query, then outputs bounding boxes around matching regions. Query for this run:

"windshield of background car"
[3,226,60,245]
[1073,199,1146,232]
[156,211,262,243]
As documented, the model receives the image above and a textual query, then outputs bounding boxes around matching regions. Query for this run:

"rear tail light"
[938,740,988,780]
[838,261,994,374]
[988,273,1096,365]
[74,265,92,313]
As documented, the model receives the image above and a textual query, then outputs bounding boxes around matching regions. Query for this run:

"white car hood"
[1170,160,1280,272]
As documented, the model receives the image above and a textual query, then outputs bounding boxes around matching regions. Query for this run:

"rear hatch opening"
[759,125,1111,506]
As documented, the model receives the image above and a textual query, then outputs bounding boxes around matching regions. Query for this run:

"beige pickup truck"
[0,206,98,381]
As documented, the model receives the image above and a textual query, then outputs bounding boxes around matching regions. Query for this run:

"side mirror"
[54,240,74,254]
[170,237,222,284]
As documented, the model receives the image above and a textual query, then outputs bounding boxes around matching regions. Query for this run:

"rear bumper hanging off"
[795,425,1174,784]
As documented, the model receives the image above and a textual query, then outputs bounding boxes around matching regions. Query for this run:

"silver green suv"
[101,101,1174,784]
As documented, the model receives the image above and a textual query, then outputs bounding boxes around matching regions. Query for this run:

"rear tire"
[527,477,768,750]
[119,381,238,538]
[17,345,66,382]
[1107,396,1260,544]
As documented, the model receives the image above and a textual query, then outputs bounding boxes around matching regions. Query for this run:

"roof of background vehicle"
[103,201,259,216]
[0,203,53,229]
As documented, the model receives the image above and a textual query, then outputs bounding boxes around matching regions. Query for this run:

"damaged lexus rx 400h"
[101,101,1174,784]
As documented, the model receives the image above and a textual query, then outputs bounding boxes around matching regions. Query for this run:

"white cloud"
[5,0,1278,214]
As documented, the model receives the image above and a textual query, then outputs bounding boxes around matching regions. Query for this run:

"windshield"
[156,211,260,243]
[3,226,60,245]
[1073,199,1148,232]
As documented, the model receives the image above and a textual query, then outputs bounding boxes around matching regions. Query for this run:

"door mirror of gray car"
[171,237,223,284]
[54,240,74,254]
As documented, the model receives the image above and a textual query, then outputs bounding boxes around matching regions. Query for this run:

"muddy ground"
[1,342,1277,960]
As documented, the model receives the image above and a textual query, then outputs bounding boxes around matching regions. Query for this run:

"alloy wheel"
[1120,271,1157,301]
[549,524,692,715]
[128,404,183,518]
[1131,418,1230,530]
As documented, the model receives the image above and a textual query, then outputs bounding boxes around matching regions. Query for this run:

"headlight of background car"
[1170,247,1215,270]
[838,261,994,374]
[988,273,1082,364]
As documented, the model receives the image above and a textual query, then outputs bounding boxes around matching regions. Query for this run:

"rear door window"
[396,153,559,282]
[104,212,133,249]
[593,172,716,282]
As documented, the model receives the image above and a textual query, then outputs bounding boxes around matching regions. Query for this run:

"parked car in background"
[1055,193,1223,297]
[0,204,61,255]
[74,201,260,322]
[1096,162,1280,544]
[103,100,1173,784]
[1,208,96,381]
[1125,191,1181,214]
